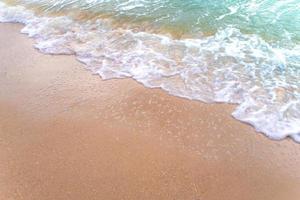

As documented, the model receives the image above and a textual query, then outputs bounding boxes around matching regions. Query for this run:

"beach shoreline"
[1,23,300,200]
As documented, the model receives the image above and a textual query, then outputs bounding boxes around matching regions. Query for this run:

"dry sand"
[0,23,300,200]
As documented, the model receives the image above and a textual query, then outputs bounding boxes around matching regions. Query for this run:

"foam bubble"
[1,2,300,142]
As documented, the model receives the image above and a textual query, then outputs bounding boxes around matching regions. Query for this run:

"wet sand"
[0,23,300,200]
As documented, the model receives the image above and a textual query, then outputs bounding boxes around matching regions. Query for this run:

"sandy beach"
[0,23,300,200]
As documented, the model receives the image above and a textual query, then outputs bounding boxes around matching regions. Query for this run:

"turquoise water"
[0,0,300,142]
[11,0,300,42]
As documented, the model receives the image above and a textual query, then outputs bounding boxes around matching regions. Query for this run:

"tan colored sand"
[0,23,300,200]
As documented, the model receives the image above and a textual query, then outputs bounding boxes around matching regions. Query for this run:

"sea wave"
[1,1,300,142]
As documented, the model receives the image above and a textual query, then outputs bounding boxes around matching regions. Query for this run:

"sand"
[0,23,300,200]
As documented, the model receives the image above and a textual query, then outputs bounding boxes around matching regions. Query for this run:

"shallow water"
[0,0,300,142]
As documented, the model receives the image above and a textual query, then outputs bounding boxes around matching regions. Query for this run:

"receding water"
[0,0,300,142]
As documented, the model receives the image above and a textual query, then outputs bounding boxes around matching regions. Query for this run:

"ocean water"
[0,0,299,142]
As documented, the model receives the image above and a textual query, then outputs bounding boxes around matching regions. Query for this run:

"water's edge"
[1,2,299,143]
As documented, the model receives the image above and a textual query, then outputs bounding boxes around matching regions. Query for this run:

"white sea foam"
[1,2,300,142]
